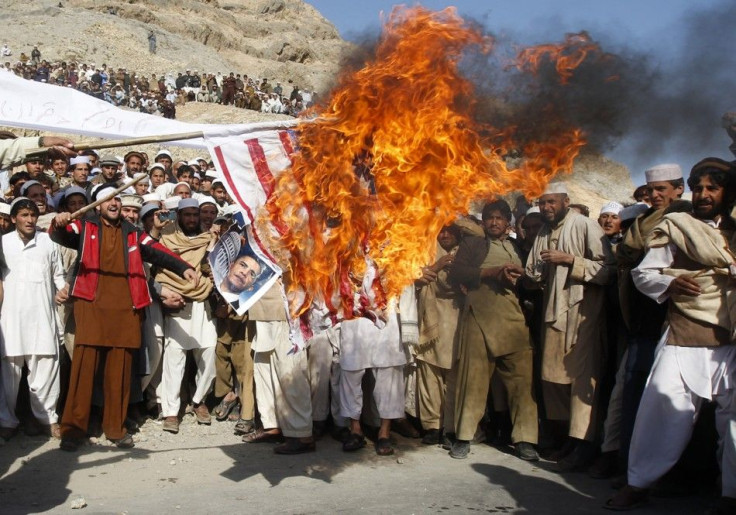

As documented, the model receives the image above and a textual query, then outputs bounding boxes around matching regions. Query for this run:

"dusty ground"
[0,414,712,514]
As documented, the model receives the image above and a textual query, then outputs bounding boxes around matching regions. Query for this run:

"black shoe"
[515,442,540,462]
[450,439,470,459]
[421,429,440,445]
[274,437,316,455]
[441,432,456,450]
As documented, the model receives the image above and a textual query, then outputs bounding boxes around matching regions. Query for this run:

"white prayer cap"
[149,163,165,172]
[619,202,650,223]
[174,181,191,190]
[644,163,682,183]
[0,203,10,216]
[69,156,91,166]
[155,150,172,160]
[526,206,540,215]
[599,201,624,216]
[199,196,217,208]
[136,174,150,185]
[20,180,42,196]
[178,197,199,210]
[204,170,218,180]
[541,182,568,196]
[92,185,121,202]
[187,160,201,168]
[212,178,224,188]
[163,195,182,210]
[10,196,32,212]
[142,193,161,204]
[90,167,101,176]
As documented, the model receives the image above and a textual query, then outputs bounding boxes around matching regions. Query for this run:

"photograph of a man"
[210,229,279,314]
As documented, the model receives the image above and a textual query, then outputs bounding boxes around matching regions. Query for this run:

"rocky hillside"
[0,0,634,211]
[1,0,349,92]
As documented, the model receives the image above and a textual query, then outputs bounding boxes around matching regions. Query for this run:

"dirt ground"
[0,414,713,514]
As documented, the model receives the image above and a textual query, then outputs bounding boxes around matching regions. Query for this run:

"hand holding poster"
[209,225,281,315]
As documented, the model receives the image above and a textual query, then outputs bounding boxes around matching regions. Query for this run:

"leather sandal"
[242,428,283,444]
[233,418,255,435]
[214,396,239,421]
[375,437,394,456]
[342,432,366,452]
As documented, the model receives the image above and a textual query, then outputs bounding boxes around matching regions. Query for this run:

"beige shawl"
[648,212,736,334]
[155,224,214,301]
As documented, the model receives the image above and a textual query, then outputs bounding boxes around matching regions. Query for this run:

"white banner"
[0,71,298,147]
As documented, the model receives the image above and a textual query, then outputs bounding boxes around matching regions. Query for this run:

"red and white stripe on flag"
[205,129,296,222]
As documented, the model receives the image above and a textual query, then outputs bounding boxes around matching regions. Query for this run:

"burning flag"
[210,6,619,328]
[256,6,599,322]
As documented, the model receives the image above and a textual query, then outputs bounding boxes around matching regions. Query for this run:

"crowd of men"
[1,44,315,118]
[0,133,734,513]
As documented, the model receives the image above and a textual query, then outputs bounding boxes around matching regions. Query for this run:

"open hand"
[667,275,701,297]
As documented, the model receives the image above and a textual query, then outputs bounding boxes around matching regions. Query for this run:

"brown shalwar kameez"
[61,220,141,440]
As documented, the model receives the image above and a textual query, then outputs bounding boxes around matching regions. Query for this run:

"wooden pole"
[24,131,205,159]
[69,173,148,220]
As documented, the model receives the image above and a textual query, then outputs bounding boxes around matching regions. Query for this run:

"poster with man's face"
[210,225,281,315]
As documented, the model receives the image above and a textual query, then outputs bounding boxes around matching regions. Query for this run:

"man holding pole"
[51,182,196,450]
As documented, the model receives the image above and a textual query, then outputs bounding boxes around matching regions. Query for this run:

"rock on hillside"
[564,152,635,216]
[0,0,351,92]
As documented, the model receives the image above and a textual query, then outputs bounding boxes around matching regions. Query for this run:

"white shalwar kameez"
[0,231,65,427]
[339,310,409,422]
[161,300,217,417]
[629,241,736,497]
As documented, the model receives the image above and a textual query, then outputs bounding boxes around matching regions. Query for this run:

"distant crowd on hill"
[0,43,319,119]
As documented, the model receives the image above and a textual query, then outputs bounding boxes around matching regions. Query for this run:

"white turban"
[541,182,568,195]
[599,201,624,217]
[644,163,682,183]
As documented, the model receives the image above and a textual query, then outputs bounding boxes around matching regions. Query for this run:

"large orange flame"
[260,6,589,319]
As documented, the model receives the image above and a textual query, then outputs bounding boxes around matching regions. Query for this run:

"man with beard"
[606,158,736,512]
[124,151,145,179]
[0,198,65,440]
[50,186,195,450]
[450,200,539,461]
[156,198,217,434]
[525,182,615,471]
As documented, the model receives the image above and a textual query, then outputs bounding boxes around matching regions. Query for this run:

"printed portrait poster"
[210,225,281,315]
